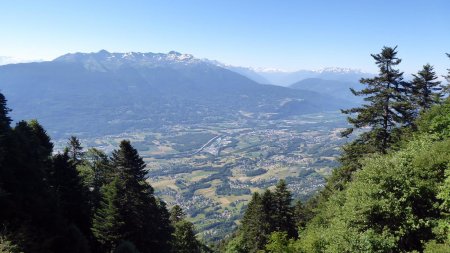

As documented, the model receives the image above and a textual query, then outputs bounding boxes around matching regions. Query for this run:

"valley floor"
[54,111,349,241]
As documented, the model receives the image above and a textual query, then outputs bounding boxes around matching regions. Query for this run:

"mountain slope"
[0,50,347,138]
[289,78,364,102]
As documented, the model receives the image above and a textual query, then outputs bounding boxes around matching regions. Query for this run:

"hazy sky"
[1,0,450,74]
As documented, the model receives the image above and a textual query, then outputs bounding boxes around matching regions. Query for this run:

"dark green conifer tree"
[342,46,413,154]
[170,205,186,224]
[171,220,201,253]
[0,92,11,166]
[152,199,174,253]
[97,140,172,253]
[272,180,295,238]
[241,192,268,252]
[0,93,12,215]
[78,148,115,210]
[261,189,275,232]
[0,119,74,252]
[51,151,91,237]
[168,205,205,253]
[293,200,307,230]
[92,178,123,252]
[111,140,155,250]
[67,136,84,166]
[411,64,443,111]
[28,120,54,160]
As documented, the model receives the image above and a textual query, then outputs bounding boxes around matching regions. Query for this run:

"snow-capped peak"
[53,50,206,71]
[313,67,363,74]
[251,67,291,73]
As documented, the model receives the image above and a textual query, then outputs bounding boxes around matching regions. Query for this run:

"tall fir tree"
[241,191,276,253]
[241,192,267,252]
[0,92,11,166]
[102,140,173,253]
[92,178,124,252]
[411,64,442,112]
[272,180,295,238]
[151,199,174,253]
[111,140,153,250]
[169,205,202,253]
[78,148,115,211]
[66,136,84,166]
[0,92,12,209]
[171,220,201,253]
[342,46,413,154]
[261,189,275,232]
[293,200,307,230]
[51,151,92,238]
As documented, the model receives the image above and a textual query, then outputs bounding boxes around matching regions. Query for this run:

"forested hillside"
[221,48,450,252]
[0,92,209,252]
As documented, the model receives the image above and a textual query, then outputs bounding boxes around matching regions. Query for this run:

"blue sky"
[1,0,449,74]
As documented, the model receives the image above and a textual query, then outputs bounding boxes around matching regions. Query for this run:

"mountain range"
[0,50,356,138]
[225,66,372,86]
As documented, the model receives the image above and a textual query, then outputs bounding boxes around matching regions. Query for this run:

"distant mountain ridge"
[54,50,205,70]
[224,66,373,86]
[0,50,349,138]
[289,78,364,102]
[0,56,43,66]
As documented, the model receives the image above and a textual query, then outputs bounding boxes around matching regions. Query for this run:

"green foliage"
[434,165,450,246]
[0,232,22,253]
[171,220,201,253]
[296,137,450,252]
[423,240,450,253]
[438,166,450,218]
[417,98,450,139]
[223,234,246,253]
[289,93,450,253]
[265,232,296,253]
